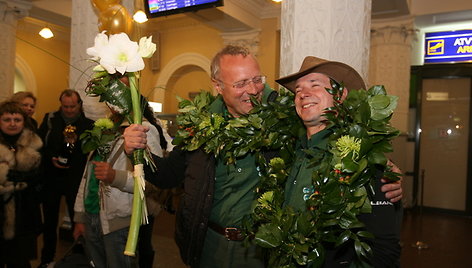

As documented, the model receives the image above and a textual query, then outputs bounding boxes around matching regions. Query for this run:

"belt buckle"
[224,227,240,241]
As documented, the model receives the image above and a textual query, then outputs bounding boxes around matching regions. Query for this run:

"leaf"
[368,95,390,110]
[342,155,359,173]
[254,223,283,248]
[335,230,351,246]
[368,85,387,96]
[99,78,132,115]
[357,230,374,239]
[228,117,249,128]
[369,95,398,121]
[367,150,387,165]
[81,140,98,154]
[295,212,313,236]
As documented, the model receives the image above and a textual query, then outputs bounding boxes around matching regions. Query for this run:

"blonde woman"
[10,91,38,131]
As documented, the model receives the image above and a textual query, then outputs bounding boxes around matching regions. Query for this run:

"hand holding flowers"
[85,31,157,256]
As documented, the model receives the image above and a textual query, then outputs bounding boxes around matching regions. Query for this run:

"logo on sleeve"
[370,200,393,206]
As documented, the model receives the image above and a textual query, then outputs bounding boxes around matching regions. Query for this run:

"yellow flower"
[336,135,361,159]
[94,118,114,129]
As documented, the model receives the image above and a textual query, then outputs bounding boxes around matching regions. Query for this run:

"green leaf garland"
[173,88,302,165]
[174,81,400,267]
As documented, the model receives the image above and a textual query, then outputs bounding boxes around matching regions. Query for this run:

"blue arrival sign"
[424,29,472,64]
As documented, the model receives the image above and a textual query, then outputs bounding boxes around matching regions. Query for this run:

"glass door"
[419,77,471,211]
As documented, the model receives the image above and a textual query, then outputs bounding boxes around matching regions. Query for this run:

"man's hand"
[123,124,149,155]
[381,160,403,203]
[93,161,116,184]
[73,223,85,240]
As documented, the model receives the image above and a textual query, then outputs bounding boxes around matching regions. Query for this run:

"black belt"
[208,221,244,241]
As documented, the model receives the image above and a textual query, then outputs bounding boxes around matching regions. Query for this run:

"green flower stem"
[124,73,145,257]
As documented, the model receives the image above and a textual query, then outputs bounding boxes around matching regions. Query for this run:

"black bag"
[54,237,94,268]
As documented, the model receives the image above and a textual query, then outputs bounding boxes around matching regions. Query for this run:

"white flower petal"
[138,36,156,58]
[87,31,109,58]
[89,32,150,74]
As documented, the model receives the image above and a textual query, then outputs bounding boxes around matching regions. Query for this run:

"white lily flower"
[99,33,144,75]
[138,36,156,58]
[87,31,109,60]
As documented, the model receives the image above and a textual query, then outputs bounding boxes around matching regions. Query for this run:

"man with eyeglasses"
[122,45,402,268]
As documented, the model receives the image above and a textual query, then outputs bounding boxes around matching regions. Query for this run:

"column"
[369,18,416,133]
[279,0,371,80]
[0,0,32,101]
[69,0,104,120]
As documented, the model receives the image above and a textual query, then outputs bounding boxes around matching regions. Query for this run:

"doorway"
[411,64,472,214]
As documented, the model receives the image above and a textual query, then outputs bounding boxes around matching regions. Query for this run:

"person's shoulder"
[39,110,59,125]
[20,128,43,150]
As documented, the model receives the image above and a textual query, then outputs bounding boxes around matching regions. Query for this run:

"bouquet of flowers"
[85,31,156,256]
[80,118,119,160]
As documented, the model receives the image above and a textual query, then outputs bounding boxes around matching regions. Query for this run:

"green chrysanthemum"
[257,191,274,209]
[94,118,114,129]
[336,135,361,159]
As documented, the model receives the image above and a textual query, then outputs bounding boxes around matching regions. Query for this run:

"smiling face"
[0,113,24,136]
[213,54,264,117]
[294,72,338,137]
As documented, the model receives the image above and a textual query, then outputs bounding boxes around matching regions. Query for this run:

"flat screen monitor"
[144,0,224,18]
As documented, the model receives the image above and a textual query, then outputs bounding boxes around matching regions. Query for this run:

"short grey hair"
[210,45,251,80]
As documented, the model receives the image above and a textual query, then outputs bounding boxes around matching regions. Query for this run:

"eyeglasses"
[218,75,266,89]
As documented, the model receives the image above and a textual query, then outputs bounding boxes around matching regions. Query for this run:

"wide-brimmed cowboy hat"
[276,56,366,92]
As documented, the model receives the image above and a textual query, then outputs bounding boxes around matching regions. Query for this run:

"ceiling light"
[272,0,283,2]
[133,10,148,23]
[39,27,54,39]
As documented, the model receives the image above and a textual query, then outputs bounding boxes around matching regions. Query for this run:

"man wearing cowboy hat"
[276,56,402,267]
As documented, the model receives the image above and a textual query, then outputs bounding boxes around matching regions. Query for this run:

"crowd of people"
[0,44,403,268]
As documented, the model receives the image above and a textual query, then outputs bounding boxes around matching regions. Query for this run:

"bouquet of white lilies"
[86,31,156,256]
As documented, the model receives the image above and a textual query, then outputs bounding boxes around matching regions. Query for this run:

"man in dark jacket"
[122,46,403,268]
[37,89,94,268]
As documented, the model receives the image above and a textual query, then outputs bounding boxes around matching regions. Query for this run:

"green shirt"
[208,84,273,227]
[284,129,331,210]
[209,155,261,227]
[84,154,102,214]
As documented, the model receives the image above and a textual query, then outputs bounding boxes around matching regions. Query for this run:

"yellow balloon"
[91,0,121,12]
[98,4,133,35]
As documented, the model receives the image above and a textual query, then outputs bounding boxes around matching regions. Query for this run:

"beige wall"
[164,66,213,114]
[15,20,71,124]
[139,15,222,114]
[257,17,280,90]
